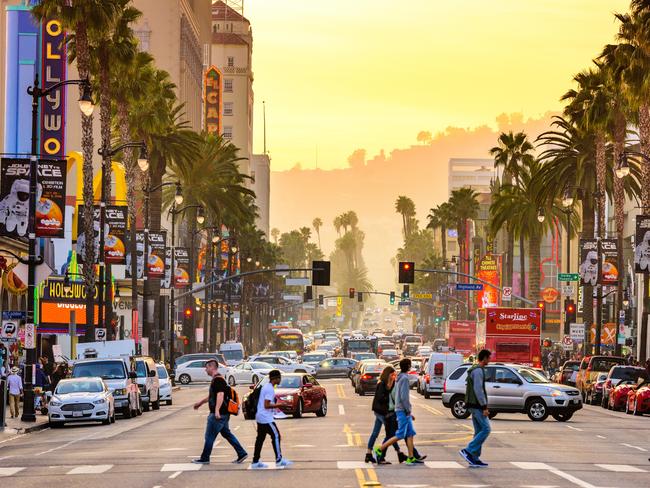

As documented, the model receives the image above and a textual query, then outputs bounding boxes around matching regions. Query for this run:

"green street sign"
[558,273,580,282]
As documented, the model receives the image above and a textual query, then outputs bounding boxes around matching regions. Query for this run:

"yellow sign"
[204,66,222,134]
[413,293,433,299]
[336,296,342,317]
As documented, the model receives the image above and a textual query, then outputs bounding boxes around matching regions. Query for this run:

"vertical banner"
[0,158,66,238]
[147,231,166,279]
[599,239,618,286]
[105,206,128,264]
[126,231,145,279]
[475,254,499,309]
[634,215,650,274]
[204,66,222,134]
[162,247,172,289]
[174,247,190,289]
[40,18,67,159]
[578,239,599,286]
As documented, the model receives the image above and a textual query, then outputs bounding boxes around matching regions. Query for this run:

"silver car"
[48,377,115,426]
[441,363,582,422]
[156,364,173,406]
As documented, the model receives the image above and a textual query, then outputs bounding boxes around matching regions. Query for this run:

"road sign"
[561,285,575,296]
[456,283,483,291]
[502,286,512,301]
[25,323,35,349]
[336,296,342,317]
[570,323,584,341]
[95,328,107,341]
[398,301,411,306]
[558,273,580,282]
[412,293,433,299]
[562,335,573,350]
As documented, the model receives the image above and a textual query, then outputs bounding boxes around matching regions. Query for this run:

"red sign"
[449,320,476,334]
[542,287,559,304]
[476,254,500,309]
[486,308,541,337]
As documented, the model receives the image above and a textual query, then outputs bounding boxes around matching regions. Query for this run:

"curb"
[2,421,49,435]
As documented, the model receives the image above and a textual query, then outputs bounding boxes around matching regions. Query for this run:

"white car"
[249,355,315,374]
[48,377,115,426]
[417,346,433,357]
[156,364,173,405]
[176,359,228,385]
[225,361,273,386]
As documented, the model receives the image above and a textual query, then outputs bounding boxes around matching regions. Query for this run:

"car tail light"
[443,379,447,393]
[425,374,430,383]
[361,374,372,380]
[434,362,444,376]
[408,370,418,375]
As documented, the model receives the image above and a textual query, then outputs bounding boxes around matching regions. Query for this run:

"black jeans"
[253,422,282,463]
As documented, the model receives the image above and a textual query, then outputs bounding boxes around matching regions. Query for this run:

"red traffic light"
[398,261,415,284]
[349,288,356,299]
[567,303,575,313]
[536,300,545,310]
[184,307,193,318]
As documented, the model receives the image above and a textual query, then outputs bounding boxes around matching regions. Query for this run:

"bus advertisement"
[273,328,305,354]
[479,308,542,367]
[448,320,476,356]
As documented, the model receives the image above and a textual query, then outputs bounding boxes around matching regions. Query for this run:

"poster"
[162,247,172,289]
[174,247,190,289]
[40,18,67,159]
[599,239,618,286]
[126,231,145,279]
[475,254,500,309]
[147,231,166,279]
[578,239,599,286]
[0,158,67,238]
[77,205,128,264]
[634,215,650,274]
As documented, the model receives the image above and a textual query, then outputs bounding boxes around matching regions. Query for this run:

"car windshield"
[222,350,244,360]
[518,368,550,383]
[278,376,302,388]
[383,350,397,355]
[612,368,650,381]
[72,361,125,380]
[136,361,147,378]
[591,357,626,372]
[157,366,169,379]
[304,354,326,362]
[354,353,376,360]
[56,380,103,394]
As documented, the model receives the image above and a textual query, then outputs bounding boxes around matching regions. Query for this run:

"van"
[421,352,464,398]
[134,356,161,411]
[219,341,245,366]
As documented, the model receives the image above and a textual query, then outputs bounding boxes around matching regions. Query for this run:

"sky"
[246,0,630,171]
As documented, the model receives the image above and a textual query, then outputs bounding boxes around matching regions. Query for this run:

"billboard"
[485,308,541,336]
[204,66,222,134]
[147,231,166,279]
[0,158,67,238]
[40,18,67,158]
[599,239,618,286]
[475,254,500,309]
[174,247,190,289]
[38,277,100,334]
[634,215,650,274]
[578,239,598,286]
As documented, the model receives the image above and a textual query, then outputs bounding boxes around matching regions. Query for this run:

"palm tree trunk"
[581,196,595,341]
[528,235,541,302]
[519,237,526,298]
[506,231,514,288]
[441,225,447,262]
[639,104,650,362]
[596,132,606,237]
[613,109,626,356]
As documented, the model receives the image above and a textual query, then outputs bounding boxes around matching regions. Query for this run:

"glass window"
[448,366,468,381]
[72,361,126,380]
[227,56,234,67]
[494,367,520,384]
[518,368,550,383]
[224,102,233,116]
[56,380,103,394]
[187,361,206,368]
[243,363,251,370]
[136,361,147,377]
[221,349,242,360]
[156,366,169,379]
[224,79,233,92]
[223,126,233,139]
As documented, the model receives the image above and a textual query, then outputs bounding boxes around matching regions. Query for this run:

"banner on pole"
[578,239,598,286]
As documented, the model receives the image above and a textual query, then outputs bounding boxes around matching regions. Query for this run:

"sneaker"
[191,458,209,465]
[251,462,268,469]
[472,458,488,468]
[415,454,427,461]
[405,457,424,466]
[373,446,385,461]
[276,458,293,468]
[458,449,473,465]
[377,458,392,465]
[233,453,248,464]
[365,453,376,464]
[397,451,407,464]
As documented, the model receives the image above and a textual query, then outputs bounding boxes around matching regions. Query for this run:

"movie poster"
[475,254,500,309]
[174,247,190,289]
[634,215,650,274]
[599,239,618,286]
[147,231,166,279]
[126,231,145,279]
[104,206,127,264]
[578,239,599,286]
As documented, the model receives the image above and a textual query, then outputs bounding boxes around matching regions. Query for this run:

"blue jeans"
[200,413,247,461]
[367,413,385,449]
[466,408,491,459]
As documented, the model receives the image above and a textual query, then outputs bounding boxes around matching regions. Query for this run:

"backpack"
[227,386,240,415]
[243,384,262,420]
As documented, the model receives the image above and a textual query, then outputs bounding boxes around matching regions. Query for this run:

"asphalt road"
[0,378,649,488]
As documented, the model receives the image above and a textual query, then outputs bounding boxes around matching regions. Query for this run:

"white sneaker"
[251,462,268,469]
[276,458,293,468]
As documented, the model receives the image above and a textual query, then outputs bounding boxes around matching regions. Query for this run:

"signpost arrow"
[558,273,580,282]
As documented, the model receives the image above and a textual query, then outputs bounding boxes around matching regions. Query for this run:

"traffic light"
[304,285,313,301]
[358,291,363,302]
[184,307,193,319]
[402,284,410,299]
[312,260,331,286]
[389,291,395,305]
[536,300,546,326]
[398,261,415,284]
[564,298,576,334]
[349,287,355,299]
[536,300,545,311]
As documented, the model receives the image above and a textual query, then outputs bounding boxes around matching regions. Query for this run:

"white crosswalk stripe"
[594,464,647,473]
[67,465,113,475]
[0,467,24,477]
[425,461,465,469]
[160,463,202,472]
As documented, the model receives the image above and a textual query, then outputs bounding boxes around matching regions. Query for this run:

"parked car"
[249,355,315,374]
[174,353,226,371]
[315,358,357,378]
[442,363,582,421]
[157,363,173,406]
[379,349,400,362]
[48,377,115,426]
[354,362,389,395]
[176,359,227,385]
[261,373,327,418]
[225,361,273,386]
[585,373,608,405]
[351,352,377,361]
[601,365,650,408]
[626,378,650,415]
[575,355,627,399]
[134,356,160,412]
[553,360,581,386]
[608,381,639,411]
[420,353,464,399]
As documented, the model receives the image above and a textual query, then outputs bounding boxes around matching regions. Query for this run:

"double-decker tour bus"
[477,308,542,367]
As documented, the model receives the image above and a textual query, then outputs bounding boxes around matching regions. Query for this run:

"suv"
[134,356,160,411]
[442,363,582,422]
[575,355,627,400]
[249,354,316,374]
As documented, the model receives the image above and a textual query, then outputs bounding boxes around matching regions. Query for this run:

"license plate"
[572,399,579,404]
[72,411,83,417]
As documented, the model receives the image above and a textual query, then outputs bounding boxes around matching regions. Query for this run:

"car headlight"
[49,400,62,407]
[113,389,126,396]
[278,395,294,401]
[93,399,106,405]
[549,389,563,397]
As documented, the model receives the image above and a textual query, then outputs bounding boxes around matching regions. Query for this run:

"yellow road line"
[416,402,443,416]
[354,468,382,488]
[336,384,347,399]
[354,433,362,447]
[343,423,354,446]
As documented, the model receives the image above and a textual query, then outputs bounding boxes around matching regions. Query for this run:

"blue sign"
[456,283,483,291]
[398,301,411,307]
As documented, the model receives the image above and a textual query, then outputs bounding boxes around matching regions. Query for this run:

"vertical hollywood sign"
[41,19,67,158]
[204,66,222,134]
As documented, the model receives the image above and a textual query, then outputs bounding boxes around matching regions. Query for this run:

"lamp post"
[21,75,93,422]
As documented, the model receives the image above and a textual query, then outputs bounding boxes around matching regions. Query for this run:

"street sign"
[456,283,483,291]
[25,323,35,349]
[286,277,310,286]
[561,285,575,296]
[412,293,433,299]
[398,301,411,306]
[562,335,573,350]
[558,273,580,282]
[570,323,584,341]
[95,328,107,341]
[502,286,512,301]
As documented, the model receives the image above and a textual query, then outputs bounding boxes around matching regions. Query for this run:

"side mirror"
[249,385,255,390]
[148,370,156,377]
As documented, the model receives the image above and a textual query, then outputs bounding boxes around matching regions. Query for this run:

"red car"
[626,381,650,415]
[268,373,328,418]
[608,381,638,411]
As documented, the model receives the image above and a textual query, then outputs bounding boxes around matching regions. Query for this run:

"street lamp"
[137,145,149,172]
[537,207,545,223]
[562,187,574,208]
[174,182,184,206]
[78,82,95,116]
[114,284,121,304]
[616,153,631,179]
[246,257,252,263]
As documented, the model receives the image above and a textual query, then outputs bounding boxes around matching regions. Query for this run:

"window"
[223,126,233,139]
[188,361,206,368]
[494,367,520,384]
[224,79,233,92]
[227,56,234,67]
[223,102,233,116]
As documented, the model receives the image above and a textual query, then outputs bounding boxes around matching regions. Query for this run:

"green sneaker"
[373,446,383,460]
[406,457,424,466]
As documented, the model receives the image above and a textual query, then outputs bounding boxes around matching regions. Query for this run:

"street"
[1,380,648,488]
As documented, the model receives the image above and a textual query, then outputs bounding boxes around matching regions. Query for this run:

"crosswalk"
[336,461,648,472]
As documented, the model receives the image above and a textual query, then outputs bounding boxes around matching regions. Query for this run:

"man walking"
[7,366,23,418]
[459,349,491,468]
[251,369,292,469]
[192,359,247,465]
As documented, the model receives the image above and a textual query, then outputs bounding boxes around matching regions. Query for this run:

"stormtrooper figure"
[126,241,145,279]
[635,230,650,271]
[579,250,599,286]
[162,250,172,289]
[0,179,42,236]
[77,219,108,262]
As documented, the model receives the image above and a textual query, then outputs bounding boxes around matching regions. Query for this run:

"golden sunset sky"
[247,0,630,171]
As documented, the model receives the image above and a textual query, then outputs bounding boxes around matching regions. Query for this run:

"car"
[134,356,161,412]
[402,342,420,357]
[48,377,115,426]
[71,358,141,418]
[585,373,608,405]
[316,343,336,357]
[219,341,246,366]
[352,352,377,361]
[266,373,328,418]
[248,354,315,374]
[379,349,400,362]
[174,353,226,371]
[417,346,433,357]
[553,360,581,386]
[225,361,274,385]
[156,363,173,406]
[350,359,385,387]
[626,379,650,415]
[302,352,328,366]
[176,359,228,385]
[355,362,389,395]
[390,357,423,389]
[601,365,649,408]
[575,355,627,399]
[315,358,357,378]
[442,363,582,422]
[377,340,394,355]
[419,353,464,399]
[608,380,639,411]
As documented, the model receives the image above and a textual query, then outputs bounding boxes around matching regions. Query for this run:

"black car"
[355,362,389,395]
[316,358,357,378]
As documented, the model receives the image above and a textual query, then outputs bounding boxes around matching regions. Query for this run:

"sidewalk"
[2,412,49,434]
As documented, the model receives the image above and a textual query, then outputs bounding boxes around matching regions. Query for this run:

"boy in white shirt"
[251,369,293,469]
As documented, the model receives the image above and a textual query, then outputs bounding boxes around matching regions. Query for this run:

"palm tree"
[395,196,416,239]
[299,226,312,244]
[448,188,479,265]
[271,228,280,244]
[426,202,452,262]
[333,216,342,237]
[312,218,323,249]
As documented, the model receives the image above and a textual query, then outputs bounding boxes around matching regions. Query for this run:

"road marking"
[366,468,382,486]
[337,384,348,399]
[246,464,285,470]
[338,461,373,469]
[67,465,113,475]
[234,425,240,431]
[0,467,24,477]
[162,447,187,451]
[452,485,491,488]
[339,404,346,415]
[455,423,473,431]
[510,462,597,488]
[123,449,144,452]
[418,435,473,445]
[596,435,606,439]
[0,456,14,461]
[566,425,583,431]
[424,461,464,469]
[35,431,98,456]
[168,471,182,479]
[354,433,363,447]
[521,486,559,488]
[511,462,554,470]
[621,443,648,452]
[160,463,202,472]
[595,464,647,473]
[0,436,22,446]
[343,424,355,446]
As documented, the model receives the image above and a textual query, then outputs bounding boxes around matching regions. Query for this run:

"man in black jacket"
[459,349,491,468]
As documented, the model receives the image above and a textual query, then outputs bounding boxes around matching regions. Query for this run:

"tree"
[271,228,280,244]
[395,196,416,239]
[299,226,312,244]
[279,231,308,268]
[417,131,432,145]
[426,202,453,262]
[312,217,323,249]
[333,215,342,237]
[448,188,479,263]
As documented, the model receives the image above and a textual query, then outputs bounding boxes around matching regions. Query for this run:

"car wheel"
[166,400,173,406]
[252,375,259,385]
[424,391,431,399]
[293,400,303,418]
[228,376,236,386]
[526,399,549,421]
[179,374,191,385]
[102,415,111,425]
[49,421,63,428]
[122,406,132,419]
[316,397,327,417]
[450,395,470,419]
[552,412,573,422]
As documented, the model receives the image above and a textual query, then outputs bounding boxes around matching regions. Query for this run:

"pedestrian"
[374,358,424,466]
[7,366,23,418]
[251,369,293,469]
[459,349,492,468]
[366,366,403,464]
[192,359,248,465]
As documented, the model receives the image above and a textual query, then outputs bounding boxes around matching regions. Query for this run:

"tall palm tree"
[395,196,416,239]
[299,226,312,244]
[271,228,280,244]
[426,202,453,262]
[312,217,323,249]
[333,216,342,237]
[448,188,479,265]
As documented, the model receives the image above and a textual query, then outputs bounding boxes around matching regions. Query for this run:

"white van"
[420,352,464,398]
[219,341,245,366]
